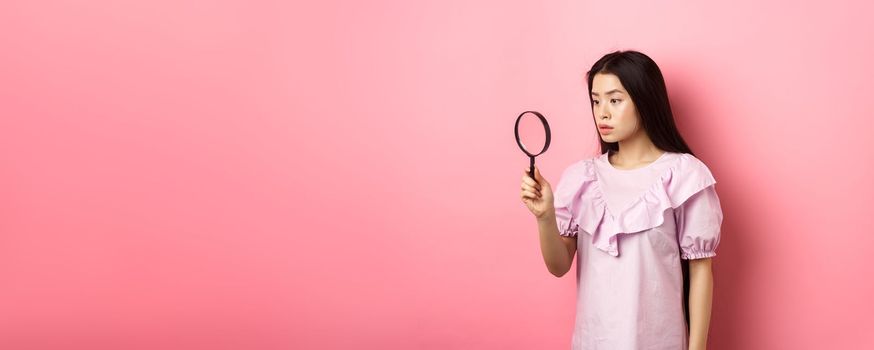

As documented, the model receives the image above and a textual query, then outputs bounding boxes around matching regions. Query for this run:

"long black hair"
[586,49,696,332]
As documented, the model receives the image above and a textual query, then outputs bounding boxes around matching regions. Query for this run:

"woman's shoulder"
[672,152,717,182]
[558,154,601,178]
[553,155,600,196]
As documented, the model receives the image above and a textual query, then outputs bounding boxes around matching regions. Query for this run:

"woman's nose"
[596,106,609,119]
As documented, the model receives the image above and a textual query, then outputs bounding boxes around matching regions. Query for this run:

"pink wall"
[1,1,872,349]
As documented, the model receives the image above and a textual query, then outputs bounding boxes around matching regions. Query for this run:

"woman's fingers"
[520,166,545,207]
[521,170,542,190]
[521,183,542,196]
[520,188,541,199]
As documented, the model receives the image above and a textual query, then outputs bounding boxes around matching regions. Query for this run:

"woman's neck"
[613,130,663,163]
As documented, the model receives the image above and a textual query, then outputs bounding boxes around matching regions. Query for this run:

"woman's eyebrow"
[591,89,624,96]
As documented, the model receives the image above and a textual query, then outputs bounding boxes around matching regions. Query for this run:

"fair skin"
[519,72,713,349]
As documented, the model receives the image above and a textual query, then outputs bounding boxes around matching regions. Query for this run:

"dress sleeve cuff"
[680,250,716,260]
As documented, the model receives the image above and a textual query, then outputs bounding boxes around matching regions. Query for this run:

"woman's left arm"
[688,257,714,350]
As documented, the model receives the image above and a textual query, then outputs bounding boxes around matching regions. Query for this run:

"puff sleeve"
[675,184,723,259]
[553,164,582,237]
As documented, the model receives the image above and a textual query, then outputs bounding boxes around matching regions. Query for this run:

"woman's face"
[590,73,642,143]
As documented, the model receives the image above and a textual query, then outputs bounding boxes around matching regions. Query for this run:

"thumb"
[534,166,545,183]
[534,167,550,189]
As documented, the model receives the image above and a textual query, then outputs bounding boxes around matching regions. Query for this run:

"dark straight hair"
[586,49,696,332]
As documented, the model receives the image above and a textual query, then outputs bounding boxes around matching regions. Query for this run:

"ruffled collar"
[569,152,715,257]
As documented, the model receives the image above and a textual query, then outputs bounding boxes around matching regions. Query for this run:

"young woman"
[520,50,723,350]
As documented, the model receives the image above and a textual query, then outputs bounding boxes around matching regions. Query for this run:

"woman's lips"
[599,126,613,134]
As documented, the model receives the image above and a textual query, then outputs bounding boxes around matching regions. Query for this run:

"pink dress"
[553,150,723,350]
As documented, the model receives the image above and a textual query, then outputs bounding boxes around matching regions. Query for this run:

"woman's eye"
[593,100,599,105]
[611,99,621,103]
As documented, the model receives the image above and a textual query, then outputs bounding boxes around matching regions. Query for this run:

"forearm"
[688,258,714,350]
[537,212,571,276]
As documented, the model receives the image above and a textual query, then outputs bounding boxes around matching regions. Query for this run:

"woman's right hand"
[520,165,554,219]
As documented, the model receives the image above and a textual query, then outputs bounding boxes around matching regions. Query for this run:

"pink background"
[1,1,872,349]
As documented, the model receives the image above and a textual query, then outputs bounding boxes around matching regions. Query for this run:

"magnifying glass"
[514,110,551,184]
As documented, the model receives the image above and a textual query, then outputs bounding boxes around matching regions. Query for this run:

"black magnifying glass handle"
[529,156,536,183]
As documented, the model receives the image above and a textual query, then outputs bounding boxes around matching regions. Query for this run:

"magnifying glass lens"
[518,113,547,154]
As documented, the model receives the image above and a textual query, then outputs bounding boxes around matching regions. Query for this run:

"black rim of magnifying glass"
[514,110,551,182]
